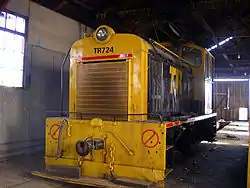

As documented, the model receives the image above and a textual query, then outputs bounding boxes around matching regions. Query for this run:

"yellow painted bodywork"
[44,26,167,186]
[182,43,214,114]
[170,66,183,94]
[40,26,214,187]
[70,31,150,121]
[45,118,166,186]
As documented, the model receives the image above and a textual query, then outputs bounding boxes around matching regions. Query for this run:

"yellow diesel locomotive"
[33,25,217,187]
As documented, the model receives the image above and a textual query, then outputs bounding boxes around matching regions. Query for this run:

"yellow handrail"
[150,40,197,67]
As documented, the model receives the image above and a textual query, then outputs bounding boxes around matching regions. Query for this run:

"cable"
[56,119,69,159]
[152,21,160,42]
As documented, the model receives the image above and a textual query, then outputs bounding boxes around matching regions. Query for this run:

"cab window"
[205,53,213,79]
[182,46,202,67]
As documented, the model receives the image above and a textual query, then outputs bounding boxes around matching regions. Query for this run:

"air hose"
[56,119,69,159]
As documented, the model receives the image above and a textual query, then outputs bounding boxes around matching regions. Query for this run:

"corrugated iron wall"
[215,80,249,121]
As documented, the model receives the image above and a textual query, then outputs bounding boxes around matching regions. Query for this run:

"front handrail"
[60,48,71,113]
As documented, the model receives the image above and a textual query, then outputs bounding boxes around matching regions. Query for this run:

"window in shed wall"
[0,10,26,87]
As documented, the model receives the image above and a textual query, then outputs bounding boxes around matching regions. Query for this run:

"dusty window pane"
[4,51,23,70]
[0,12,26,87]
[0,50,24,86]
[14,35,24,53]
[0,68,14,87]
[4,51,14,68]
[14,52,24,70]
[11,70,23,87]
[0,68,5,85]
[0,30,5,50]
[0,12,6,28]
[16,16,25,33]
[0,49,4,67]
[5,32,15,52]
[0,67,9,86]
[4,69,23,87]
[3,68,12,86]
[6,13,16,31]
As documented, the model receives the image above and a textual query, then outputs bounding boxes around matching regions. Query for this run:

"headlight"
[96,27,109,41]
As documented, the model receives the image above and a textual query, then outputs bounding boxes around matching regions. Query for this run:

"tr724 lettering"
[94,47,114,54]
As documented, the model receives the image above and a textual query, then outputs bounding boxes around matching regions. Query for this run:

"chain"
[109,143,115,177]
[77,156,84,166]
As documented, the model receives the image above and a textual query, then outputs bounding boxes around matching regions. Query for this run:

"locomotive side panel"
[148,50,194,120]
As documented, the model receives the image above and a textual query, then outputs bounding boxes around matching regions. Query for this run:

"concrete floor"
[165,121,248,188]
[0,121,248,188]
[0,152,76,188]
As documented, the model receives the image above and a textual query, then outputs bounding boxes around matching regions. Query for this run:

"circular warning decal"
[49,124,60,140]
[141,129,160,148]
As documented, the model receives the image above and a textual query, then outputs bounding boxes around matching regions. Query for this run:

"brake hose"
[56,119,69,159]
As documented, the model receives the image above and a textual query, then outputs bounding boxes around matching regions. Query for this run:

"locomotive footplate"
[32,171,154,188]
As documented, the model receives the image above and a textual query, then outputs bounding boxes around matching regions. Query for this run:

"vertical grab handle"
[60,48,71,115]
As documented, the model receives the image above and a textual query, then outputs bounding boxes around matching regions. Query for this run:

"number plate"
[94,47,114,54]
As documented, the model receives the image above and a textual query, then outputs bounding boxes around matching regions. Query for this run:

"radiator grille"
[76,61,128,120]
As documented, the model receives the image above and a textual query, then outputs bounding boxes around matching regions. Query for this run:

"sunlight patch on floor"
[217,130,249,136]
[201,141,248,146]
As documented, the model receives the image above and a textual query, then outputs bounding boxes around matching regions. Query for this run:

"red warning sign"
[141,129,160,148]
[49,124,60,140]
